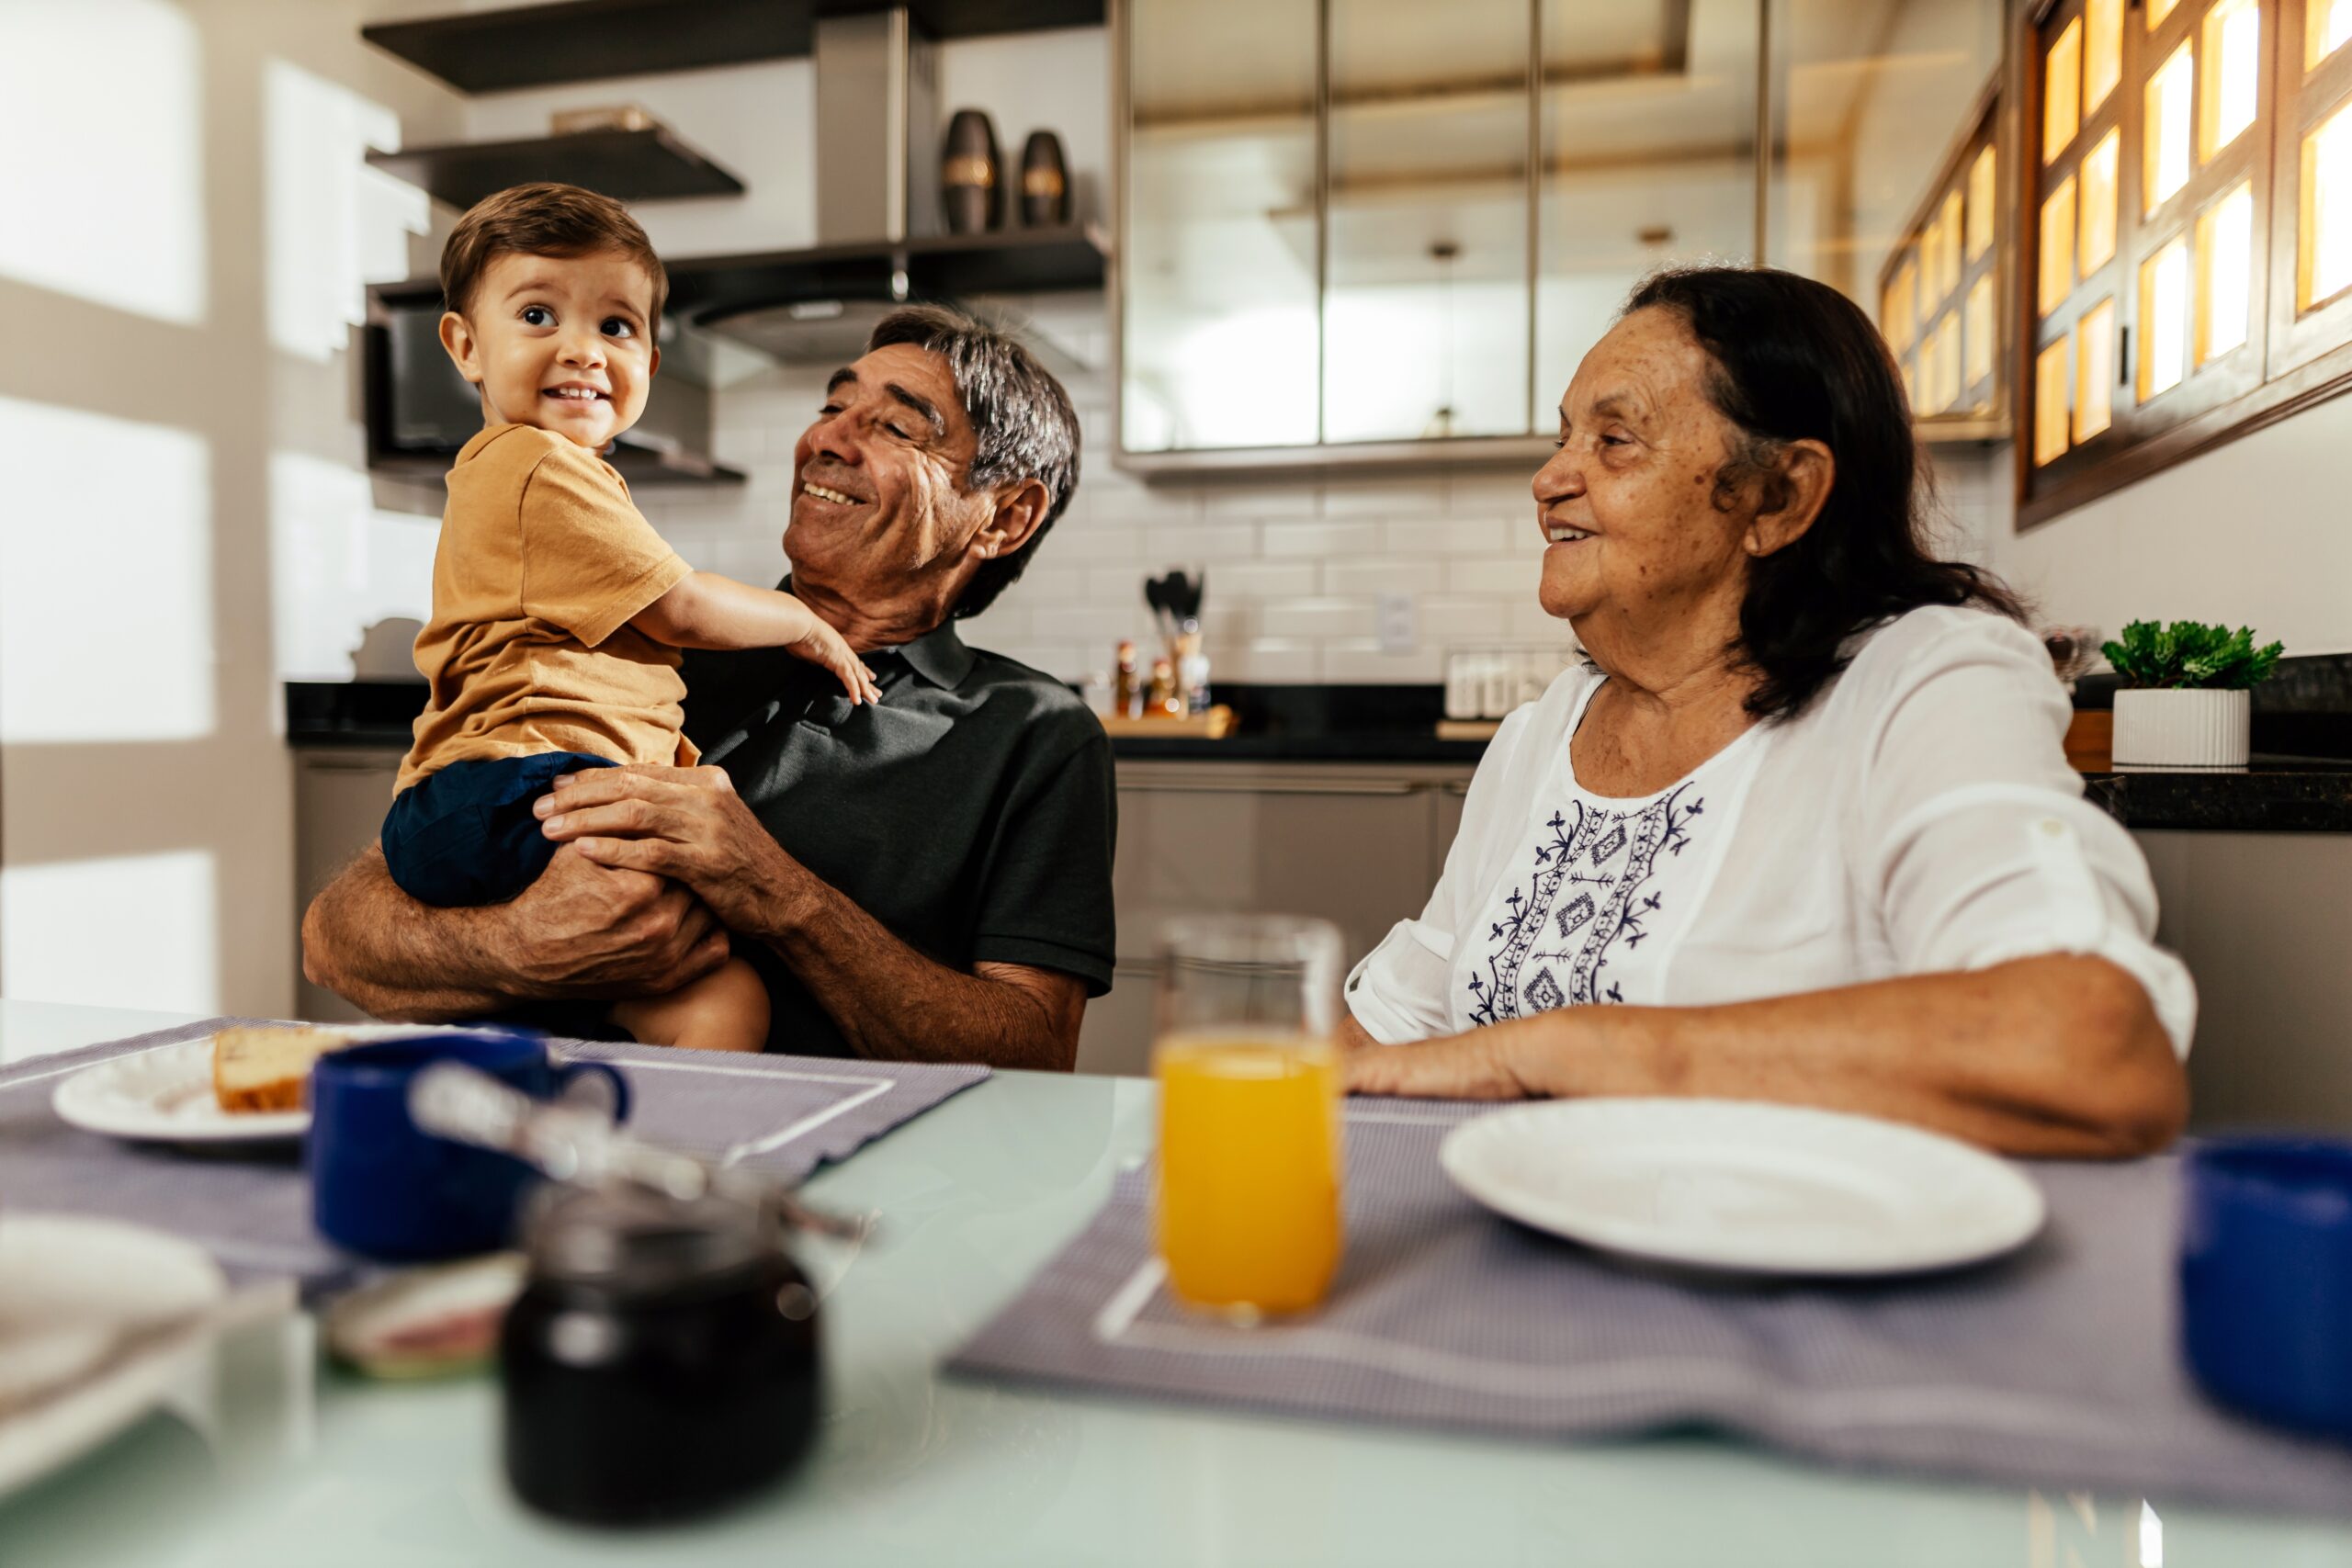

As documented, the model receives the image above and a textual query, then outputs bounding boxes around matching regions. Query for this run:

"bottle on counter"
[1148,656,1182,717]
[1113,639,1141,719]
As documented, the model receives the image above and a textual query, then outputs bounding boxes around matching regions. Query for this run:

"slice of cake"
[211,1026,354,1113]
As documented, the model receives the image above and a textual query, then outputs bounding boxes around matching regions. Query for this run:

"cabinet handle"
[1120,778,1421,797]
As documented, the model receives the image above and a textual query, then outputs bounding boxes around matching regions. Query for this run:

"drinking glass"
[1153,914,1346,1318]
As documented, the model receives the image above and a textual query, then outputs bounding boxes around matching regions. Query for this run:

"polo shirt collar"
[882,618,977,690]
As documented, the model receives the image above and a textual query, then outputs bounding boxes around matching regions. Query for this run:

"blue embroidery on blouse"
[1465,784,1706,1024]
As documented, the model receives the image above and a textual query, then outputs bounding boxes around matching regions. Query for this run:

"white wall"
[1942,400,2352,657]
[0,0,461,1015]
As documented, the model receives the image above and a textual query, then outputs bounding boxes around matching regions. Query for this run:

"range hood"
[682,6,1104,362]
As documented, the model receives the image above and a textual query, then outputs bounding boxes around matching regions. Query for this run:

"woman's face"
[1530,307,1759,636]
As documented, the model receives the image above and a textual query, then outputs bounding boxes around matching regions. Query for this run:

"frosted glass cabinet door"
[1121,0,1320,453]
[1321,0,1532,444]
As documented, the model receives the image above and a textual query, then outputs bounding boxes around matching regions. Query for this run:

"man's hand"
[496,843,731,1000]
[536,765,808,938]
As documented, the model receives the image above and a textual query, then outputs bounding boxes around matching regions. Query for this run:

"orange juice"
[1155,1032,1342,1315]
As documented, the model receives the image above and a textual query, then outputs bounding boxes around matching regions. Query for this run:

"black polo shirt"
[668,617,1117,1056]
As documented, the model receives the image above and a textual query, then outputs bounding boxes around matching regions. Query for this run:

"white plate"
[51,1023,470,1145]
[1439,1098,2047,1277]
[0,1214,229,1499]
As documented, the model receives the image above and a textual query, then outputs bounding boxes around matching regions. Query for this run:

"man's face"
[787,343,996,597]
[439,248,660,451]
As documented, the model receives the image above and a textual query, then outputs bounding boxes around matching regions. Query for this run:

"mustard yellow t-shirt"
[398,423,696,795]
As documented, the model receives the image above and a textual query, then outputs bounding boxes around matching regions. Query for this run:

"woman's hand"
[536,764,808,938]
[1343,1016,1578,1100]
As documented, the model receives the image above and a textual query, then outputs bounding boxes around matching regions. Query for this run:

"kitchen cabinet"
[293,749,401,1023]
[1077,761,1475,1075]
[2136,828,2352,1134]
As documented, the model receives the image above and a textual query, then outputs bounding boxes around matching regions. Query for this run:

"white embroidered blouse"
[1345,606,2198,1055]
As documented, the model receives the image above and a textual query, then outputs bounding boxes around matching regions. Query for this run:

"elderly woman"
[1342,267,2192,1157]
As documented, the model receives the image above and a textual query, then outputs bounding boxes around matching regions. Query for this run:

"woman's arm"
[1344,953,2187,1157]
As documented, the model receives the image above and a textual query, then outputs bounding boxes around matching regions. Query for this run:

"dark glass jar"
[501,1186,820,1526]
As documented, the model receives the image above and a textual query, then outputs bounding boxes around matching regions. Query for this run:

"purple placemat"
[948,1099,2352,1518]
[0,1018,987,1294]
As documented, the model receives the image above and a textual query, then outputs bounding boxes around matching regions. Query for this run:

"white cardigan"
[1346,606,2197,1055]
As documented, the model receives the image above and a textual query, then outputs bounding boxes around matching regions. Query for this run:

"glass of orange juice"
[1154,914,1346,1320]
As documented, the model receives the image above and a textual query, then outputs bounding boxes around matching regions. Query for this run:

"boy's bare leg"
[611,954,769,1053]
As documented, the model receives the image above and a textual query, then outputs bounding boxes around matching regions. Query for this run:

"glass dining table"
[2,998,2347,1567]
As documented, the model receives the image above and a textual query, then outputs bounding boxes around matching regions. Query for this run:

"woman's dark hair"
[1620,265,2025,722]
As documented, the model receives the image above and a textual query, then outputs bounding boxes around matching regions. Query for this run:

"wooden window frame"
[1880,82,2010,443]
[2015,0,2352,528]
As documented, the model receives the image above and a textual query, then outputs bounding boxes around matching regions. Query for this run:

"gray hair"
[865,305,1080,618]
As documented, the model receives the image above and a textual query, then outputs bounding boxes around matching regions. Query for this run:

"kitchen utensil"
[406,1062,871,1243]
[1440,1098,2047,1276]
[2181,1137,2352,1439]
[310,1032,631,1261]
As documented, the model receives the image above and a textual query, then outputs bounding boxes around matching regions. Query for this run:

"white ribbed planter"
[2111,687,2251,768]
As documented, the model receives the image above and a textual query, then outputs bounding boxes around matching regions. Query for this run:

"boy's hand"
[781,596,883,705]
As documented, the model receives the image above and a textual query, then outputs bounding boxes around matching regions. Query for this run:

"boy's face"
[438,248,660,450]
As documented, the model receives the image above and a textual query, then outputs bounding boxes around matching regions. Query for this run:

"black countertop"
[285,674,2352,831]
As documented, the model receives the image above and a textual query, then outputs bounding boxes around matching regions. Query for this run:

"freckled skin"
[782,343,1048,650]
[1529,308,1833,796]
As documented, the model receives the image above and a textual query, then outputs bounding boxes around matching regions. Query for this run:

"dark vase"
[1019,130,1070,227]
[941,108,1001,234]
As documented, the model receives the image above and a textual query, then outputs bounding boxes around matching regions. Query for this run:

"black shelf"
[368,437,747,489]
[367,129,744,209]
[669,224,1109,323]
[363,0,1103,96]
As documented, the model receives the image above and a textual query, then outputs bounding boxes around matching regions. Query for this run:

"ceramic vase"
[942,109,1001,234]
[2110,687,2252,768]
[1019,130,1070,226]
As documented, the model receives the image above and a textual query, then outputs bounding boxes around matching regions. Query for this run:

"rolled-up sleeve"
[1860,616,2197,1056]
[1346,702,1544,1044]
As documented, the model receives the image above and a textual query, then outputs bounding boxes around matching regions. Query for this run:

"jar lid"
[521,1184,772,1295]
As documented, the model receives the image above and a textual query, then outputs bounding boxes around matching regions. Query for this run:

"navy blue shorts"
[381,752,620,907]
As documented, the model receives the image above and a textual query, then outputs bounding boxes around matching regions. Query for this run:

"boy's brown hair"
[439,182,667,332]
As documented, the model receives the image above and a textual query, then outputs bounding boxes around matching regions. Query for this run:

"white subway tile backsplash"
[1223,638,1321,682]
[1447,556,1538,595]
[1143,522,1256,563]
[1257,597,1378,640]
[1320,638,1444,683]
[1260,521,1382,558]
[1198,560,1317,598]
[695,357,1578,689]
[1321,557,1442,596]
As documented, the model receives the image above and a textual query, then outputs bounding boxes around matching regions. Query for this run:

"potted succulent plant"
[2102,620,2283,768]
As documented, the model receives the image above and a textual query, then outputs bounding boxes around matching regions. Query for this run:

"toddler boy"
[383,182,875,1054]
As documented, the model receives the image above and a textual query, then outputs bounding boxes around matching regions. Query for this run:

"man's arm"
[536,767,1087,1070]
[300,844,729,1022]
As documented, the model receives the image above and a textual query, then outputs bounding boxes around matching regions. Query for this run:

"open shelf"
[368,437,747,489]
[668,223,1110,322]
[367,129,744,209]
[363,0,1104,96]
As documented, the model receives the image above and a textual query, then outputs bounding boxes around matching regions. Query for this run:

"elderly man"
[301,306,1114,1070]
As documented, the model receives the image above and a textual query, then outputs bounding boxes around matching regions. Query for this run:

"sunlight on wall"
[0,850,219,1011]
[0,0,205,325]
[265,58,425,363]
[0,398,215,742]
[270,451,437,680]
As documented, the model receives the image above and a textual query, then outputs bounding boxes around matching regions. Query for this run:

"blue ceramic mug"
[2179,1136,2352,1440]
[309,1030,631,1261]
